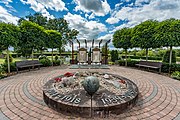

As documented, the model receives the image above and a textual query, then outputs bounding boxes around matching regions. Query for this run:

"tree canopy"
[18,21,47,59]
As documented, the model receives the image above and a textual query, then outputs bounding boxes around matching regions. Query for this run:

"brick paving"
[0,65,179,120]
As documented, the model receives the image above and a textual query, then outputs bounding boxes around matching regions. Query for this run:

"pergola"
[68,39,111,64]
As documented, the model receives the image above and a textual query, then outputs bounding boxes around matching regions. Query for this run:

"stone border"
[43,73,139,118]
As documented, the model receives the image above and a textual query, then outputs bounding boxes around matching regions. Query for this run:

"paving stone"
[0,66,179,120]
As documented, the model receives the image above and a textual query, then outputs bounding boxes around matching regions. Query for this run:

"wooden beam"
[99,39,103,48]
[92,39,94,48]
[85,39,87,48]
[76,39,80,48]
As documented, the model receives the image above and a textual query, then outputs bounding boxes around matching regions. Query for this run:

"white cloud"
[135,0,150,6]
[20,0,67,18]
[0,6,19,25]
[98,34,112,40]
[64,13,107,39]
[0,0,12,5]
[108,0,180,30]
[106,17,119,24]
[73,0,111,17]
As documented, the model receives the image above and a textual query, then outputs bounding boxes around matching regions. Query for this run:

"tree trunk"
[59,47,62,57]
[169,46,172,65]
[40,49,43,56]
[52,48,54,66]
[31,49,34,60]
[125,49,127,67]
[169,46,173,73]
[146,48,148,61]
[72,43,74,64]
[7,48,10,74]
[59,47,61,66]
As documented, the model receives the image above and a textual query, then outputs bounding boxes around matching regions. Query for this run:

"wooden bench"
[16,60,42,73]
[136,61,162,73]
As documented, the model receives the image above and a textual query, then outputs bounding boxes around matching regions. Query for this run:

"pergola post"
[105,43,108,65]
[92,39,94,48]
[99,39,102,48]
[85,39,87,48]
[105,39,111,65]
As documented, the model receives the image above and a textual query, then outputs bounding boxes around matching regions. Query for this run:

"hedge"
[121,55,162,60]
[118,60,139,67]
[118,60,180,73]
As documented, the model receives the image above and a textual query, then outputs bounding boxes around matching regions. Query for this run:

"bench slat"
[136,61,162,72]
[16,60,42,73]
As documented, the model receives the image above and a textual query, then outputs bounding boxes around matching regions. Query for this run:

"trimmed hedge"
[163,50,176,63]
[118,60,139,67]
[39,58,52,67]
[171,71,180,80]
[53,60,61,66]
[176,57,180,62]
[161,63,180,73]
[121,55,162,60]
[119,59,180,73]
[2,62,16,72]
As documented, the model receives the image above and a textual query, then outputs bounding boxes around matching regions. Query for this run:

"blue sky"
[0,0,180,50]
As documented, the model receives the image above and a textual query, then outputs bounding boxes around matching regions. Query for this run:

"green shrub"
[2,62,16,72]
[38,55,47,60]
[53,60,61,66]
[55,55,59,61]
[118,60,139,67]
[111,50,119,62]
[171,71,180,80]
[0,65,6,79]
[5,54,13,63]
[39,58,52,66]
[161,63,180,73]
[177,57,180,62]
[162,50,176,63]
[121,55,162,60]
[108,62,114,65]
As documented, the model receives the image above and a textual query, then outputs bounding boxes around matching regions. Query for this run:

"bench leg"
[16,68,19,73]
[159,68,161,73]
[29,67,30,71]
[38,66,40,70]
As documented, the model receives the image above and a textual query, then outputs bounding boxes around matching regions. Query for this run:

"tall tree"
[132,20,160,61]
[155,18,180,69]
[46,18,79,55]
[0,22,20,73]
[45,30,62,66]
[25,12,48,26]
[19,21,47,60]
[113,27,133,66]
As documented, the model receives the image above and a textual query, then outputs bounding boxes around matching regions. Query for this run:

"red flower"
[119,80,126,84]
[55,77,61,82]
[64,72,74,77]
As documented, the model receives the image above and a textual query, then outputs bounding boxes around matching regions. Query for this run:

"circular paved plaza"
[0,65,179,120]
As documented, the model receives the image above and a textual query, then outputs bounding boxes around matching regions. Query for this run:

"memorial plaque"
[43,72,139,118]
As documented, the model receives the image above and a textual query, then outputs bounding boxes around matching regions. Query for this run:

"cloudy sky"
[0,0,180,49]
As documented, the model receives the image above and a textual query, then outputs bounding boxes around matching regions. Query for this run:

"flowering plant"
[119,80,126,84]
[54,77,62,82]
[64,72,74,77]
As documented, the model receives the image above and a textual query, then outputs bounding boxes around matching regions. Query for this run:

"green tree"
[0,22,20,73]
[46,18,79,56]
[19,21,47,60]
[132,20,160,61]
[25,12,47,26]
[110,50,118,62]
[155,19,180,65]
[45,30,62,66]
[113,27,133,66]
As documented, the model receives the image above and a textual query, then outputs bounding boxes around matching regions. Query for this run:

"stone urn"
[82,76,100,96]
